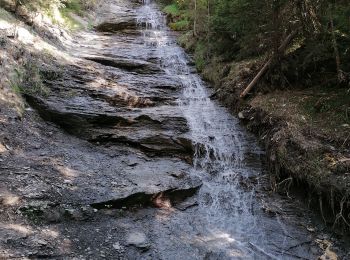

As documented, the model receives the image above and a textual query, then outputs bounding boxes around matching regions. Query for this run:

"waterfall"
[134,1,311,259]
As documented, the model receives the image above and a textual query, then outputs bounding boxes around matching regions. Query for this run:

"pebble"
[63,179,73,185]
[126,231,150,250]
[34,239,47,246]
[112,242,123,250]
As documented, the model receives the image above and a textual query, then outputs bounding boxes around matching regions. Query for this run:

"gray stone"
[126,232,150,250]
[112,242,124,251]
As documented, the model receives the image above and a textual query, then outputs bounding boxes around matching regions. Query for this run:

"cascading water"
[135,1,321,259]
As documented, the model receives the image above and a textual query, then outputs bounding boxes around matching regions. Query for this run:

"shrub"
[9,60,50,97]
[163,4,180,16]
[169,20,189,31]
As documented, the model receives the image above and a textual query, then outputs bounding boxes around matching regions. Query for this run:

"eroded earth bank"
[0,0,349,259]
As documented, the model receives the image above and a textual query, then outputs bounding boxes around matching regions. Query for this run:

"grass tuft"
[9,61,50,97]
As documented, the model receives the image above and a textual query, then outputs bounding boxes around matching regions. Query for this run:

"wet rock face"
[24,31,192,157]
[84,55,163,74]
[95,18,137,32]
[1,17,201,252]
[20,0,198,212]
[93,0,140,32]
[90,181,202,210]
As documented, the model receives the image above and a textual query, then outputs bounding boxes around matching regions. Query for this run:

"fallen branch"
[240,30,298,98]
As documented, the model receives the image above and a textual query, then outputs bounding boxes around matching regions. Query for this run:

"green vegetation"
[58,7,83,30]
[169,20,189,31]
[193,41,207,71]
[9,0,94,12]
[9,61,50,97]
[163,3,180,16]
[60,0,96,15]
[58,0,84,30]
[4,0,96,30]
[11,0,64,12]
[161,0,350,89]
[64,0,83,14]
[163,2,190,31]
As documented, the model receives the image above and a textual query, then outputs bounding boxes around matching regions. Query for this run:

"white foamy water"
[135,1,321,259]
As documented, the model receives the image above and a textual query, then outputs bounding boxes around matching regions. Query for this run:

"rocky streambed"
[0,0,348,259]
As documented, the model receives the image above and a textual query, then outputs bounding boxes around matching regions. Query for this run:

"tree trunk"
[206,0,210,58]
[240,31,297,98]
[330,16,345,83]
[193,0,197,37]
[305,0,321,32]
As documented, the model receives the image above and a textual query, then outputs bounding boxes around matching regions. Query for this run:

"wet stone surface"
[0,0,349,259]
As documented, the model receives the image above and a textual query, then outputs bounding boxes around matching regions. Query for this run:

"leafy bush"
[170,20,189,31]
[64,0,82,14]
[194,41,207,72]
[163,4,180,16]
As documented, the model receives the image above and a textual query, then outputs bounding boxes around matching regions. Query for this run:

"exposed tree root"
[332,194,350,229]
[275,177,293,198]
[330,188,335,216]
[319,194,327,224]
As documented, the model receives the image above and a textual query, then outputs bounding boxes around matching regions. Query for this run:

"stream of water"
[134,1,326,259]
